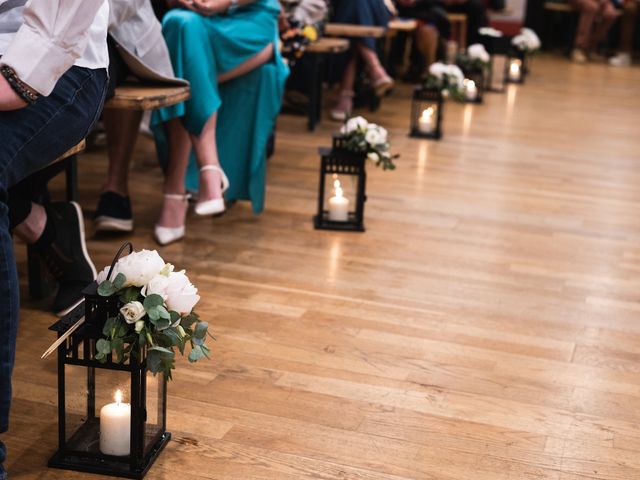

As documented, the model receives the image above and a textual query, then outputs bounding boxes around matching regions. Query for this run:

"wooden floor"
[7,56,640,479]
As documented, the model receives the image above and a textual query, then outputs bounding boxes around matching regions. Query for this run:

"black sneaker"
[40,202,97,316]
[94,191,133,232]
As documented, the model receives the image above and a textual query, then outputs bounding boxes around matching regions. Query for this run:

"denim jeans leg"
[0,66,107,438]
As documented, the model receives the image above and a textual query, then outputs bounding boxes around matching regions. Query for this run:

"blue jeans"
[0,67,107,437]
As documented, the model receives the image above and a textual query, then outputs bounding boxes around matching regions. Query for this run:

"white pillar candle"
[328,179,349,222]
[464,79,478,101]
[418,107,435,134]
[509,60,521,81]
[100,390,131,456]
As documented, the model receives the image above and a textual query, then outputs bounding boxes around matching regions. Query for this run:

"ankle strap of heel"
[164,192,191,201]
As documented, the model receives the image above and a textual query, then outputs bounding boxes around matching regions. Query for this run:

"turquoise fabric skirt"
[151,3,289,214]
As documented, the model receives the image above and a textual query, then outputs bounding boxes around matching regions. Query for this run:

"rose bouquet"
[94,249,211,379]
[339,116,398,170]
[424,62,464,99]
[457,43,490,72]
[512,28,541,53]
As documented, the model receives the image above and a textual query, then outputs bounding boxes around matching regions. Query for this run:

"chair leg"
[308,53,323,132]
[65,155,78,202]
[27,245,56,300]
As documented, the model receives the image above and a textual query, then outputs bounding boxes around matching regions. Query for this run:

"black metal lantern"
[461,68,484,104]
[506,48,527,84]
[410,86,443,140]
[48,244,170,479]
[479,34,510,92]
[314,135,366,232]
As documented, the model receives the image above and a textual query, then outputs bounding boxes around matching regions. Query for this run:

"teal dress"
[151,2,289,214]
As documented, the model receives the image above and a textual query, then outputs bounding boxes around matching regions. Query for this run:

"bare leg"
[157,118,191,229]
[356,42,389,82]
[414,25,439,74]
[591,1,621,49]
[331,53,357,118]
[102,109,143,196]
[159,44,274,227]
[13,203,46,244]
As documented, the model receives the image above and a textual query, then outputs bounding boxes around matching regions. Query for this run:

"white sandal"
[194,165,229,216]
[154,193,191,246]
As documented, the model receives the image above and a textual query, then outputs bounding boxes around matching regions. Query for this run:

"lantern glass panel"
[64,365,130,455]
[490,54,507,91]
[143,371,166,456]
[323,172,358,223]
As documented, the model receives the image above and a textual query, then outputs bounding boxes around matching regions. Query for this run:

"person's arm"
[1,0,106,98]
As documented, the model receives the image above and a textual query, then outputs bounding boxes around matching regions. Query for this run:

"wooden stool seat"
[54,140,86,163]
[306,37,350,54]
[388,19,418,32]
[104,84,190,111]
[325,23,386,38]
[543,1,576,12]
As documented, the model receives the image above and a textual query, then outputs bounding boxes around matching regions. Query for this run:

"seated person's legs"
[570,0,599,61]
[0,65,106,470]
[610,0,637,66]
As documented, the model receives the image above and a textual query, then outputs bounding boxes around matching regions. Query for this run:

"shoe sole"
[95,216,134,232]
[71,201,97,280]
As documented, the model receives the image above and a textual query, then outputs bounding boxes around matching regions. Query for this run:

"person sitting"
[609,0,637,66]
[93,0,188,233]
[151,0,289,245]
[329,0,394,121]
[0,0,109,477]
[395,0,451,77]
[569,0,621,63]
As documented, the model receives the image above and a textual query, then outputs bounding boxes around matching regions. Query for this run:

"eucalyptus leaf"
[144,294,164,310]
[113,273,126,290]
[97,280,116,297]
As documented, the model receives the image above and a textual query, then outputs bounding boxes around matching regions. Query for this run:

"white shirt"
[0,0,109,95]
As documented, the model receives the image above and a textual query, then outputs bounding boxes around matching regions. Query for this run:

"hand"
[178,0,229,15]
[0,74,27,111]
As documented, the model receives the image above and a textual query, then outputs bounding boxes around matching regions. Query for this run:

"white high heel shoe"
[194,165,229,216]
[154,193,190,246]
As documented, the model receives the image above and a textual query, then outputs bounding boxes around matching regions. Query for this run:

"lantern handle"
[107,242,133,281]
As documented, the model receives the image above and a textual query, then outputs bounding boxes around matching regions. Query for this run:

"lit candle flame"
[421,107,434,120]
[466,80,476,89]
[333,178,341,189]
[115,389,122,406]
[510,62,520,74]
[335,186,343,198]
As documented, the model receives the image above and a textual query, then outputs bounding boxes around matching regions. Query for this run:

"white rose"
[120,301,146,324]
[365,128,383,145]
[521,28,540,49]
[164,270,200,315]
[367,152,380,163]
[344,116,368,133]
[428,62,447,79]
[467,43,489,63]
[479,27,503,38]
[142,273,171,301]
[116,250,166,287]
[96,265,115,284]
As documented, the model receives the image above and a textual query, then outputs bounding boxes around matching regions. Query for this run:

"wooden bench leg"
[308,53,324,132]
[65,155,78,202]
[27,245,56,300]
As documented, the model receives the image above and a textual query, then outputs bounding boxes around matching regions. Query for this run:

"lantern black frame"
[479,35,510,93]
[461,68,485,104]
[409,86,444,140]
[48,243,170,480]
[314,135,367,232]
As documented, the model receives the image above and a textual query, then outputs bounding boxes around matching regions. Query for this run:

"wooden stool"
[104,84,190,111]
[447,13,468,51]
[384,19,418,77]
[542,1,578,52]
[304,37,350,131]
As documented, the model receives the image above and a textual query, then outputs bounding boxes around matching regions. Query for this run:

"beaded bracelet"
[0,65,39,105]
